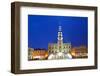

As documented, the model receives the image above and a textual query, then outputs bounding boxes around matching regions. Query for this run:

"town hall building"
[48,26,72,60]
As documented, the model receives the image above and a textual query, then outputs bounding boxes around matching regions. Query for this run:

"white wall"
[0,0,100,76]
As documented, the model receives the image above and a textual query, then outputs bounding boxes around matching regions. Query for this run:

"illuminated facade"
[71,46,87,58]
[48,43,71,54]
[28,48,48,60]
[48,26,72,60]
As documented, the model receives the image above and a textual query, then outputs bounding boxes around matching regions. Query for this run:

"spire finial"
[59,26,62,31]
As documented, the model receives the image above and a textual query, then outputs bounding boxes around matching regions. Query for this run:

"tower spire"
[59,26,62,31]
[57,26,63,52]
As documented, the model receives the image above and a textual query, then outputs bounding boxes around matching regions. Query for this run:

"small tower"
[57,26,63,52]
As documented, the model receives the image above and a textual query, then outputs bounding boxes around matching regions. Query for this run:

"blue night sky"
[28,15,88,50]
